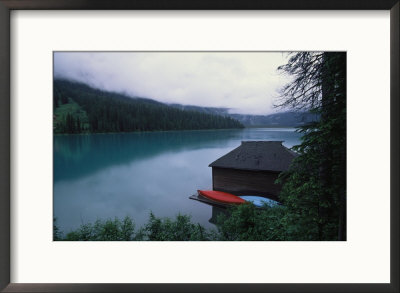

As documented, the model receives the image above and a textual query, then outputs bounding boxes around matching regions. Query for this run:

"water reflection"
[53,128,301,233]
[54,128,301,182]
[54,129,242,182]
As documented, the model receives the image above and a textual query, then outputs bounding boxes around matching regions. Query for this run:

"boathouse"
[208,141,297,201]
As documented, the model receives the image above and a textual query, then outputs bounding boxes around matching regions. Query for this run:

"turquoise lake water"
[54,128,302,233]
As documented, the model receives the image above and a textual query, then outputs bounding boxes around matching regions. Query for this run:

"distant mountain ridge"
[169,104,318,127]
[169,104,230,116]
[229,112,319,127]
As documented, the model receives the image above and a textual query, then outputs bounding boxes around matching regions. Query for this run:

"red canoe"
[197,190,246,205]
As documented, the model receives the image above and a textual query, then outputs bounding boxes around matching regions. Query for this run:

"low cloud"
[54,52,290,115]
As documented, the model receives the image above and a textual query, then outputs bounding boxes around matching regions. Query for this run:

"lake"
[54,128,302,233]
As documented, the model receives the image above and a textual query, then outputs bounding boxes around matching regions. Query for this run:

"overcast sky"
[54,52,290,115]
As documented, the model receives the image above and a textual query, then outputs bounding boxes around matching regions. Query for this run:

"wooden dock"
[189,193,231,209]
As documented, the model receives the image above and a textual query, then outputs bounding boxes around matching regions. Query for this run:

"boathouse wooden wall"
[211,167,282,201]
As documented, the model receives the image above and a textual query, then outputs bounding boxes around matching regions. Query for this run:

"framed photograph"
[1,1,399,292]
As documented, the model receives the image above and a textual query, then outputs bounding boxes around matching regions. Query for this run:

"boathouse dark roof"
[209,141,298,172]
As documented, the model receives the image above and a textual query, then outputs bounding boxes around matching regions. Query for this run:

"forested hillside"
[169,104,319,127]
[53,79,244,134]
[229,111,319,127]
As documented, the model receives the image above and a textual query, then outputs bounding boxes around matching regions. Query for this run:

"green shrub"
[215,203,287,241]
[145,212,211,241]
[53,218,63,241]
[64,216,136,241]
[56,204,289,241]
[59,213,213,241]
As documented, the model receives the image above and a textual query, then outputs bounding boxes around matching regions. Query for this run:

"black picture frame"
[0,1,399,292]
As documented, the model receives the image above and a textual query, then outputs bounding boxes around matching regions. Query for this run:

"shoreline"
[53,126,297,136]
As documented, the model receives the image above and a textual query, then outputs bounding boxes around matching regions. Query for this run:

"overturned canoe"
[238,195,279,208]
[197,190,246,205]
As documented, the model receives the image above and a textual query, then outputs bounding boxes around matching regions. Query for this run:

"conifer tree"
[276,52,346,240]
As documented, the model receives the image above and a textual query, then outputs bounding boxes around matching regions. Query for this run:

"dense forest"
[53,79,244,134]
